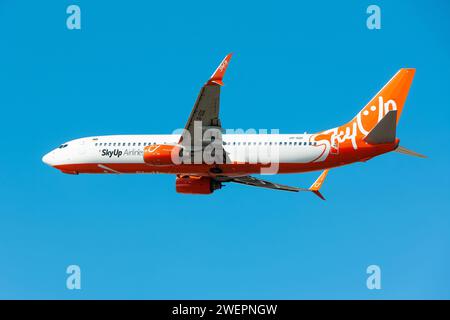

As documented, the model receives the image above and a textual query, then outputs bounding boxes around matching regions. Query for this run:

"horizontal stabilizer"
[394,145,427,158]
[364,110,397,144]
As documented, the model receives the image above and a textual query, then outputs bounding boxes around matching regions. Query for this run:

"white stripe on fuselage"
[51,134,327,165]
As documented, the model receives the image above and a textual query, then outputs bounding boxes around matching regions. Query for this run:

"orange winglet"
[208,53,233,86]
[309,169,329,200]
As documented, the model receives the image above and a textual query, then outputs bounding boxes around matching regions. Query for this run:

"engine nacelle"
[143,144,181,166]
[176,176,222,195]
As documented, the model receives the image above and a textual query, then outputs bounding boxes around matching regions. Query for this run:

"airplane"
[42,53,425,199]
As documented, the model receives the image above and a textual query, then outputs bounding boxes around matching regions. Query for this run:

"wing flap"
[229,169,330,200]
[230,176,306,192]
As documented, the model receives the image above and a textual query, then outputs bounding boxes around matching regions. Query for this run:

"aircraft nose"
[42,152,54,166]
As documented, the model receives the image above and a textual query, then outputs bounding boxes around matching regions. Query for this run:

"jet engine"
[175,176,222,194]
[143,144,181,166]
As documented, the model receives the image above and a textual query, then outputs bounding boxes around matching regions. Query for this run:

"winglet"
[309,169,329,200]
[208,53,233,86]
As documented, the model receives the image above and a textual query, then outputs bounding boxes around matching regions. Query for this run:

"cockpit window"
[58,144,68,149]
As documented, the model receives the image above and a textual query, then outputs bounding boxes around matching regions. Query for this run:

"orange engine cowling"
[143,144,181,166]
[176,176,222,195]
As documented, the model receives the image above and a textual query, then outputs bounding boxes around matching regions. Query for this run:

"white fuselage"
[42,134,327,168]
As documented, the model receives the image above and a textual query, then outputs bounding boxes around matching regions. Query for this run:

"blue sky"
[0,0,449,299]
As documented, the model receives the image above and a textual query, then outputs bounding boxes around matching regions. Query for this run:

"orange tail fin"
[348,68,415,136]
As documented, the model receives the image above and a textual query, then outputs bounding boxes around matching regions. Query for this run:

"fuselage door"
[330,140,339,155]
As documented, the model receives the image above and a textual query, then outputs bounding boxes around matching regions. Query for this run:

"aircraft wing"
[230,176,307,192]
[179,53,233,163]
[228,169,330,200]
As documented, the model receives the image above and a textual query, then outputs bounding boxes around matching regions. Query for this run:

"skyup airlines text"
[100,148,143,158]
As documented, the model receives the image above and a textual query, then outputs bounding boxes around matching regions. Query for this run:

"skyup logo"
[101,149,123,158]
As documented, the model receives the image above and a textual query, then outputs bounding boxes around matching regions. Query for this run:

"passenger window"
[304,142,307,146]
[289,142,292,145]
[314,142,317,146]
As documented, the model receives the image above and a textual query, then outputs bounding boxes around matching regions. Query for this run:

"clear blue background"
[0,0,449,299]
